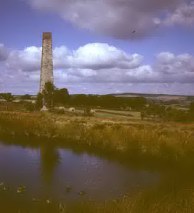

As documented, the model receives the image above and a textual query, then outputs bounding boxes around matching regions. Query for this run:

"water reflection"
[1,141,194,212]
[40,145,60,184]
[0,141,158,203]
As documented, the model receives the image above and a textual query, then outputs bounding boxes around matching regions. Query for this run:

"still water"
[0,141,158,209]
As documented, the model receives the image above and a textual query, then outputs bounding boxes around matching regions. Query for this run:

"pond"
[0,141,159,211]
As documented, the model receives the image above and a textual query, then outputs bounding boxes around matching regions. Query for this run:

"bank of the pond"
[0,111,194,170]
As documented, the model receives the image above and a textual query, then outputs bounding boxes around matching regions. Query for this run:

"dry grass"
[0,111,194,167]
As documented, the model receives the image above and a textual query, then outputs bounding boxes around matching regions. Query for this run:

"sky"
[0,0,194,95]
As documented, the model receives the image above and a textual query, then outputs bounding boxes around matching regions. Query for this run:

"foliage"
[141,103,194,122]
[42,82,55,108]
[0,93,14,102]
[54,88,69,105]
[36,93,43,109]
[36,82,69,109]
[68,94,147,110]
[20,94,31,100]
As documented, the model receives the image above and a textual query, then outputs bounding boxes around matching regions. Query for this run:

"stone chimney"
[40,32,53,93]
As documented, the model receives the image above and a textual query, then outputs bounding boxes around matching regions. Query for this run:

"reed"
[0,111,194,168]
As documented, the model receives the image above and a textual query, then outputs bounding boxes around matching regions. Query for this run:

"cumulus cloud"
[6,43,139,69]
[53,46,70,69]
[6,46,41,72]
[70,43,143,70]
[27,0,194,39]
[53,43,144,83]
[1,42,194,94]
[154,52,194,82]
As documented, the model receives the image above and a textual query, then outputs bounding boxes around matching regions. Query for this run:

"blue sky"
[0,0,194,95]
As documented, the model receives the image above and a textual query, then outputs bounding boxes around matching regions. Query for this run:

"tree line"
[36,82,147,110]
[141,103,194,122]
[1,83,194,122]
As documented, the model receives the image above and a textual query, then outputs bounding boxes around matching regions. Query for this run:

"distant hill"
[109,93,194,103]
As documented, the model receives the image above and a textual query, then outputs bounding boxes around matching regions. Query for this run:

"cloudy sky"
[0,0,194,95]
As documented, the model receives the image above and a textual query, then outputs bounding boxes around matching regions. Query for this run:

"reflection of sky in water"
[0,142,159,201]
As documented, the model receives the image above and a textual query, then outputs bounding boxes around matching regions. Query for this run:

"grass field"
[95,109,141,120]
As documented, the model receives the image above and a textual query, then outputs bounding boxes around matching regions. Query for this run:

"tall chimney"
[40,32,53,93]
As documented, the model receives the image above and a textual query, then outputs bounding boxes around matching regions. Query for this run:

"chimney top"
[43,32,52,40]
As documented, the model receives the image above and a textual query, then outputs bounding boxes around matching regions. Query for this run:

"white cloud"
[126,65,157,83]
[156,52,175,64]
[70,43,143,70]
[154,52,194,82]
[53,46,70,68]
[6,46,41,72]
[28,0,190,40]
[1,42,194,94]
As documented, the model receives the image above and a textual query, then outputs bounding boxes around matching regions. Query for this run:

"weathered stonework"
[40,32,54,93]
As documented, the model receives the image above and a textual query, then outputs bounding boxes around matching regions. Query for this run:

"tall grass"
[0,111,194,169]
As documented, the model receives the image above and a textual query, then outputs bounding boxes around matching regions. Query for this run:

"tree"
[36,82,70,109]
[36,93,43,109]
[54,88,69,105]
[42,82,55,108]
[0,93,14,102]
